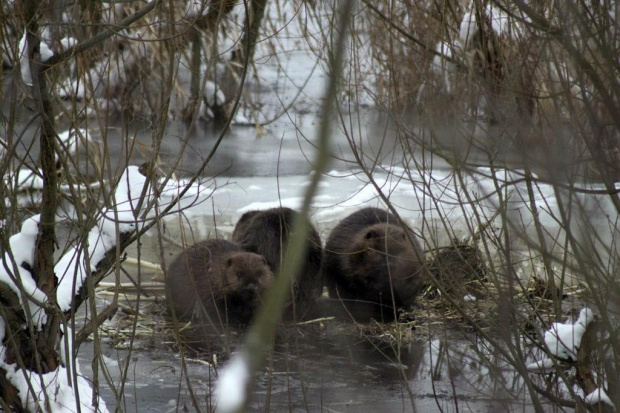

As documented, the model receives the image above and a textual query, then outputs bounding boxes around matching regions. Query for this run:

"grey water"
[72,145,564,412]
[3,41,615,410]
[3,87,614,411]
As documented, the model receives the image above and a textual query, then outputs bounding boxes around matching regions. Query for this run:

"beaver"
[232,207,323,312]
[323,207,426,320]
[166,239,273,325]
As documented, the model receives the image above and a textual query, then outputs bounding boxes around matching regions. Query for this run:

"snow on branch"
[585,387,615,409]
[527,307,596,375]
[0,165,210,412]
[2,362,108,412]
[0,215,48,330]
[544,307,594,362]
[55,166,211,310]
[0,318,107,412]
[56,165,149,311]
[19,30,54,87]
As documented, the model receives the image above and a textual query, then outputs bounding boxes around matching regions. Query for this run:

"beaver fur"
[166,239,273,325]
[323,207,426,318]
[232,207,323,310]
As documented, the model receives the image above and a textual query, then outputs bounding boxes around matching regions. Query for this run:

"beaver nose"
[246,283,258,291]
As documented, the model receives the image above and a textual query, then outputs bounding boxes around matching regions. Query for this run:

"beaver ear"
[260,256,268,266]
[365,229,380,240]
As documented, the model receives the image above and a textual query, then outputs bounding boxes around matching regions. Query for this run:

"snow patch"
[19,31,54,87]
[0,216,48,330]
[157,177,213,215]
[525,358,555,373]
[39,41,53,62]
[239,198,303,213]
[431,41,458,92]
[185,0,209,18]
[214,353,251,413]
[56,166,155,310]
[544,307,595,361]
[59,325,80,375]
[458,6,476,46]
[56,168,209,310]
[3,362,108,412]
[60,37,78,50]
[57,128,88,156]
[5,168,44,190]
[585,387,615,408]
[458,3,525,46]
[205,80,226,107]
[19,32,32,86]
[0,318,5,362]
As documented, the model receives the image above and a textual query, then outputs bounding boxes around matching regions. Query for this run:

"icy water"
[77,314,520,412]
[72,145,611,412]
[4,1,619,410]
[4,83,618,411]
[6,87,618,411]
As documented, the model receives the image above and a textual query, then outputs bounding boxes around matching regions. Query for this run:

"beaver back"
[232,207,323,306]
[324,207,426,310]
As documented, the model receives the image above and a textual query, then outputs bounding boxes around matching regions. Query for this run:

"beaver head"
[218,252,273,305]
[349,223,425,305]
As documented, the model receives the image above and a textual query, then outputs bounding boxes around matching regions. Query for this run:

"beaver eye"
[227,258,234,267]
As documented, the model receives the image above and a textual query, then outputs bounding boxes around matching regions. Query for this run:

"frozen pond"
[3,0,619,410]
[4,79,619,411]
[70,156,615,412]
[78,314,528,412]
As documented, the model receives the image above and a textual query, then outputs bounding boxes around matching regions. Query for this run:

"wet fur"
[323,207,426,311]
[232,207,323,307]
[166,239,273,324]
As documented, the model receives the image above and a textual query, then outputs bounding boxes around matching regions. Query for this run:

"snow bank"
[3,362,108,412]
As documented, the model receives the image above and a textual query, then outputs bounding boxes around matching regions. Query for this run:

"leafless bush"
[0,0,263,409]
[318,0,620,410]
[2,0,619,410]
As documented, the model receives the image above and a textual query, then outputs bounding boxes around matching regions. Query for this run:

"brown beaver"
[231,207,323,313]
[323,207,426,320]
[166,239,273,325]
